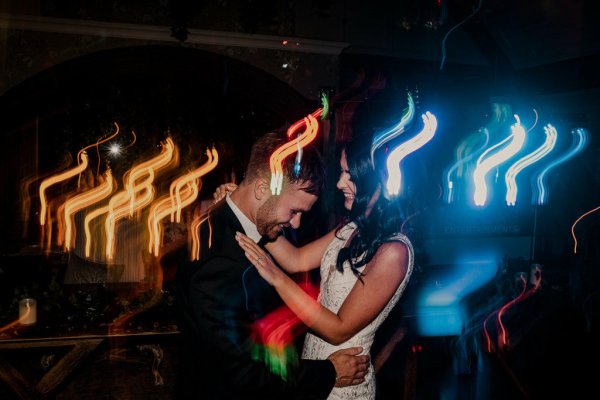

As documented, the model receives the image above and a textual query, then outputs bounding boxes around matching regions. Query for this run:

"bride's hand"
[236,232,283,286]
[213,183,238,203]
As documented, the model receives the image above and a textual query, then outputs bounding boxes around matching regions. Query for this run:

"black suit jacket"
[175,201,336,399]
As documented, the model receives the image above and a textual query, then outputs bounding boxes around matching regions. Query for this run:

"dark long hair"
[335,134,406,276]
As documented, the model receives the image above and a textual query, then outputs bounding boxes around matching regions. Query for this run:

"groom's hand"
[327,347,370,387]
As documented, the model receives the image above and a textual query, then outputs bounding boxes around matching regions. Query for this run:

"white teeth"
[344,193,354,198]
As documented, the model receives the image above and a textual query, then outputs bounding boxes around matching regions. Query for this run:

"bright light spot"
[109,144,121,157]
[282,63,289,69]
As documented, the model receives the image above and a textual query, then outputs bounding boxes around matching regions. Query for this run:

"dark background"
[0,1,598,399]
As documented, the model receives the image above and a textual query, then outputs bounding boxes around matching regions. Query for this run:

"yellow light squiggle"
[148,182,198,256]
[147,148,218,256]
[269,115,319,195]
[64,170,114,250]
[39,152,89,226]
[84,205,109,258]
[105,138,175,260]
[171,148,219,222]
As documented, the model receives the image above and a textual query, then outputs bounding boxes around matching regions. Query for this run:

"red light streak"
[497,275,528,347]
[269,114,320,194]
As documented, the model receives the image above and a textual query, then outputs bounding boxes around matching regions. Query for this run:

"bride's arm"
[213,182,335,273]
[238,234,409,345]
[263,229,337,273]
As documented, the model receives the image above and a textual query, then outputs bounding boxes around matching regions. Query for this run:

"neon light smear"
[371,92,415,165]
[105,138,175,260]
[171,148,219,222]
[145,148,218,256]
[268,95,328,195]
[444,128,490,204]
[269,114,319,195]
[147,148,217,256]
[80,122,120,177]
[497,275,527,347]
[39,152,89,225]
[505,124,557,206]
[148,182,198,256]
[385,112,437,197]
[533,128,589,205]
[572,205,600,254]
[497,271,542,348]
[473,115,526,206]
[483,309,498,352]
[190,215,209,261]
[84,205,109,258]
[64,170,114,250]
[0,303,31,334]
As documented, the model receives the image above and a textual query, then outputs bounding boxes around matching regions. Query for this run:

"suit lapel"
[213,202,280,315]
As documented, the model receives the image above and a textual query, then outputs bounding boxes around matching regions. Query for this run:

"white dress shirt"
[225,193,262,243]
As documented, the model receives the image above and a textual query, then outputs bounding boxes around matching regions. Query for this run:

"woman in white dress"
[234,135,414,400]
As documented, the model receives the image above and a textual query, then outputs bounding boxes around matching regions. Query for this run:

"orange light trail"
[79,122,121,177]
[124,130,137,149]
[268,107,323,195]
[285,108,323,138]
[171,148,219,223]
[148,181,198,257]
[0,303,31,334]
[56,202,66,247]
[571,204,600,254]
[105,138,176,260]
[483,309,498,352]
[63,170,114,250]
[190,215,209,261]
[84,205,109,258]
[497,275,528,348]
[39,151,89,226]
[269,114,319,195]
[148,195,175,256]
[147,147,218,257]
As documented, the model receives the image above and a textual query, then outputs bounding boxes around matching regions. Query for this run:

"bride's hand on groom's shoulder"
[236,231,283,286]
[213,182,238,203]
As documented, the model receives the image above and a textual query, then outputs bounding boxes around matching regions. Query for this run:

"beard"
[256,196,284,240]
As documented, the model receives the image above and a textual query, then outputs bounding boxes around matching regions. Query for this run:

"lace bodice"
[302,223,414,400]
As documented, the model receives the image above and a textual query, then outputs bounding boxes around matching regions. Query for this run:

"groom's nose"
[289,213,302,229]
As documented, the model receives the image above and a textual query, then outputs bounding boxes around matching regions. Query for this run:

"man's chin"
[265,226,283,240]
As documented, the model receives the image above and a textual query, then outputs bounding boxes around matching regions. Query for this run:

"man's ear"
[254,178,270,200]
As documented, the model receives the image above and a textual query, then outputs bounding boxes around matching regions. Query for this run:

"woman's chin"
[344,201,353,210]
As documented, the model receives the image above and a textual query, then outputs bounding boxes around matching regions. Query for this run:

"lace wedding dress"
[302,223,414,400]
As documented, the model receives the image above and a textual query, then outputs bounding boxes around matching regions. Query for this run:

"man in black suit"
[176,131,369,399]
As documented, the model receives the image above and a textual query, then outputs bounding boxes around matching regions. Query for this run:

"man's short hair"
[244,130,325,195]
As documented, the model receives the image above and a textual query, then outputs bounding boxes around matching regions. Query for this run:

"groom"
[176,131,369,399]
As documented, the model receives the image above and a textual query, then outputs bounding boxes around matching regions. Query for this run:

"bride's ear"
[254,178,269,201]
